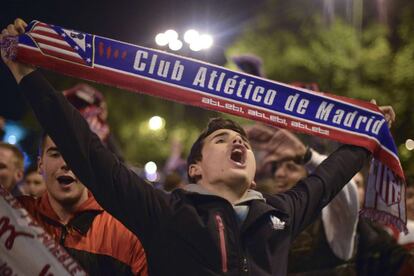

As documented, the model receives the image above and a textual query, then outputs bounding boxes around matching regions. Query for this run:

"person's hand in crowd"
[245,124,307,168]
[85,113,110,142]
[371,99,396,128]
[0,18,35,83]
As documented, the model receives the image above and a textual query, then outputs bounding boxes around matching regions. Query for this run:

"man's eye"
[50,152,61,158]
[216,139,225,143]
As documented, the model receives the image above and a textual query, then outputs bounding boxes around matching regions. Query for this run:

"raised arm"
[247,102,394,239]
[1,19,171,246]
[306,150,359,261]
[278,144,369,237]
[247,124,367,239]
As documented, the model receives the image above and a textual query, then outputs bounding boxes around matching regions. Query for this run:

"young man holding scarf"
[1,19,396,275]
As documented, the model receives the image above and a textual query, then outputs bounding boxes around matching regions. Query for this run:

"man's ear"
[188,163,202,182]
[37,156,44,175]
[14,168,23,183]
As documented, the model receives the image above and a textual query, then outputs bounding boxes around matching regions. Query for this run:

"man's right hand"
[0,18,35,83]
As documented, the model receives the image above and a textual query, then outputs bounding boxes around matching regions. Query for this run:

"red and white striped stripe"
[374,161,401,206]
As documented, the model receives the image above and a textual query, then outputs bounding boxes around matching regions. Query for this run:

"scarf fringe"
[0,36,18,60]
[360,208,408,234]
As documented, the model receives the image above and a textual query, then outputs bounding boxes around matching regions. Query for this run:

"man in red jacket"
[18,134,148,275]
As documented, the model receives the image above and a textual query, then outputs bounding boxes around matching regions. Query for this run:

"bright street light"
[144,161,157,174]
[155,33,169,46]
[154,29,214,52]
[189,40,203,52]
[184,29,199,44]
[406,139,414,151]
[148,116,165,131]
[169,39,183,51]
[199,34,213,49]
[165,29,178,41]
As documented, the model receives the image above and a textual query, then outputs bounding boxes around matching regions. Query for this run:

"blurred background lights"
[165,29,178,41]
[198,34,213,49]
[406,139,414,151]
[3,121,26,145]
[155,33,169,46]
[7,135,17,145]
[144,161,157,174]
[155,29,213,52]
[184,29,199,44]
[148,116,165,130]
[189,40,203,52]
[145,172,158,182]
[168,39,183,51]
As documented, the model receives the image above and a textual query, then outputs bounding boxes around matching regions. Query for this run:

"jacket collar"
[183,184,289,233]
[38,191,103,235]
[183,184,265,204]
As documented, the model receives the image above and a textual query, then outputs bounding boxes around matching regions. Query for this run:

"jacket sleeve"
[306,150,359,260]
[19,70,171,247]
[274,144,369,238]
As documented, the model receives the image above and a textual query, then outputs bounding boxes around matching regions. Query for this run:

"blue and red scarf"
[2,20,407,232]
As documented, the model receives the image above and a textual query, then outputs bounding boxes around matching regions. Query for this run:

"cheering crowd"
[1,18,414,276]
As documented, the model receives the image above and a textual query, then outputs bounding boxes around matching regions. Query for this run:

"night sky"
[1,0,263,119]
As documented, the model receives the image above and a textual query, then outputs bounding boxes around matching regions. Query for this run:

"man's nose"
[233,136,243,145]
[274,167,286,178]
[60,162,70,171]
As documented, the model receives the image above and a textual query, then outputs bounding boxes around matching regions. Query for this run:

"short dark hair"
[24,164,39,177]
[186,118,248,183]
[38,132,49,156]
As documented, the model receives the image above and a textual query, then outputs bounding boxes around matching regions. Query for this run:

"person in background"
[353,172,365,208]
[0,141,24,196]
[162,138,188,192]
[64,83,125,163]
[247,124,360,275]
[18,135,148,275]
[22,165,46,198]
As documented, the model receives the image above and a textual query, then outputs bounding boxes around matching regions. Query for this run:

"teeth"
[231,149,244,164]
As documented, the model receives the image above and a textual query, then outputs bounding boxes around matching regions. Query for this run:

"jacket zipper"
[242,257,248,273]
[59,225,68,245]
[215,214,228,273]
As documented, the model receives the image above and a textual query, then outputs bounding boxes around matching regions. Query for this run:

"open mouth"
[230,146,246,166]
[57,175,76,186]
